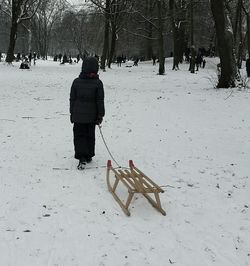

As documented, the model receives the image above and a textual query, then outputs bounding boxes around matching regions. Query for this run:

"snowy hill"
[0,58,249,266]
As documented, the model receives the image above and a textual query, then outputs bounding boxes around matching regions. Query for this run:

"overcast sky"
[67,0,83,5]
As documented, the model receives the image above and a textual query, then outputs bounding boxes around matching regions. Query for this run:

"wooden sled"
[106,160,166,216]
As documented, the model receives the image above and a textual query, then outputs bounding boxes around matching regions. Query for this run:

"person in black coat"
[152,55,156,65]
[246,58,250,77]
[70,57,105,169]
[62,54,68,64]
[20,58,30,69]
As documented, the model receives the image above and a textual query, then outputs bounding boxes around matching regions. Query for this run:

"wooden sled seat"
[106,160,166,216]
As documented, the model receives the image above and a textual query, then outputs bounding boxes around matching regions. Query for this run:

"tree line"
[0,0,250,88]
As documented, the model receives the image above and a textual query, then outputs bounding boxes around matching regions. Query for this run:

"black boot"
[77,158,86,170]
[86,157,92,163]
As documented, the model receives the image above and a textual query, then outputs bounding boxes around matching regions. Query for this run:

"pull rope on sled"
[98,125,167,216]
[98,125,121,168]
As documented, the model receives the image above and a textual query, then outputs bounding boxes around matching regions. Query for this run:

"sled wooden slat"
[117,170,136,191]
[131,167,164,193]
[124,169,149,189]
[123,169,146,193]
[115,171,133,191]
[106,160,166,216]
[129,169,155,191]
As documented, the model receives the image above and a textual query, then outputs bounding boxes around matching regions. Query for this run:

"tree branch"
[122,27,157,40]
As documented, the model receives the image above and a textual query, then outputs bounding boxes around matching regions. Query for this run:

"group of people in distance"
[19,52,37,69]
[116,55,140,67]
[53,54,99,65]
[0,51,37,69]
[53,54,75,64]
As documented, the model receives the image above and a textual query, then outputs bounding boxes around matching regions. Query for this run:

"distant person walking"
[70,57,105,170]
[202,59,206,68]
[17,53,21,62]
[33,52,37,65]
[62,54,67,64]
[152,55,156,65]
[133,58,139,66]
[77,54,80,63]
[58,53,62,62]
[117,56,122,67]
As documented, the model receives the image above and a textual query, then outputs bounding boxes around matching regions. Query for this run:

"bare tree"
[156,0,165,75]
[129,0,166,75]
[144,0,154,60]
[189,0,195,73]
[32,0,66,59]
[242,0,250,57]
[123,0,157,59]
[88,0,110,70]
[63,10,89,57]
[211,0,236,88]
[1,0,41,63]
[107,0,133,68]
[233,0,244,68]
[61,9,102,57]
[169,0,187,70]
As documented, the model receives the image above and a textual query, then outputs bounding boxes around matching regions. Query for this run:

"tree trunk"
[172,26,185,70]
[6,0,38,63]
[237,36,243,69]
[247,14,250,57]
[189,0,195,73]
[233,0,241,41]
[27,28,32,53]
[100,0,110,71]
[145,0,153,60]
[108,23,116,68]
[156,0,165,75]
[6,21,18,63]
[235,0,243,68]
[172,31,179,70]
[146,24,153,60]
[178,24,186,63]
[169,0,185,70]
[211,0,236,88]
[242,3,250,57]
[169,0,178,70]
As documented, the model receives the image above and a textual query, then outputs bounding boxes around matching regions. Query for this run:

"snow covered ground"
[0,58,249,266]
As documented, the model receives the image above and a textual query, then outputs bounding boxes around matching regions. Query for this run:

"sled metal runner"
[106,160,166,216]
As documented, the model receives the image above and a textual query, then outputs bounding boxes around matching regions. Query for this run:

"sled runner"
[106,160,166,216]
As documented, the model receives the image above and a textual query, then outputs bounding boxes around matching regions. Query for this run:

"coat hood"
[81,57,99,74]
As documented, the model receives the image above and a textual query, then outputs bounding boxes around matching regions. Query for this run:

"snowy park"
[0,58,249,265]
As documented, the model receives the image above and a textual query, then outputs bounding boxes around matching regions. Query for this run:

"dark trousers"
[73,123,96,160]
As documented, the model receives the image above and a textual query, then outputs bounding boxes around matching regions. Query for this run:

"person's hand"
[96,117,103,125]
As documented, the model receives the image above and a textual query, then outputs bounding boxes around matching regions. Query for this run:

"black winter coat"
[70,73,105,123]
